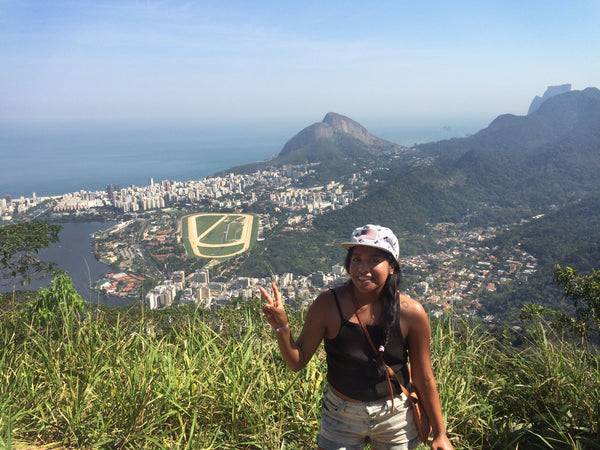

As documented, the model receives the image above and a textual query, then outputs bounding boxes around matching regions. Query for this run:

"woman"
[261,224,453,450]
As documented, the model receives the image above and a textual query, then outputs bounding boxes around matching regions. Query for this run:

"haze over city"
[2,0,599,126]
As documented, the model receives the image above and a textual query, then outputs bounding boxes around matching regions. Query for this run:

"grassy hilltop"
[1,275,599,449]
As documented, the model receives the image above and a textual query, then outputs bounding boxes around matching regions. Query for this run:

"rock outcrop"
[528,84,572,114]
[279,112,400,157]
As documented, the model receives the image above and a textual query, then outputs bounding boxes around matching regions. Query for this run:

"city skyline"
[2,0,598,124]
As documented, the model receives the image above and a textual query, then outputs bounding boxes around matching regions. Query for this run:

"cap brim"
[341,242,397,259]
[342,241,389,250]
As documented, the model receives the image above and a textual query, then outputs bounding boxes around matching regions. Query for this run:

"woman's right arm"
[261,284,330,372]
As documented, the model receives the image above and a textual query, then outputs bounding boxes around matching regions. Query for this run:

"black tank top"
[324,289,408,401]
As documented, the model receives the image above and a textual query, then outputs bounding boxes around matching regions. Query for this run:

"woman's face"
[349,246,395,295]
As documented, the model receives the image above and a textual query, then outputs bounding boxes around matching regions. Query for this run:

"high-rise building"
[193,269,210,284]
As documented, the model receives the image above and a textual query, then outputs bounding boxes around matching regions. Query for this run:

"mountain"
[528,83,572,114]
[419,87,600,159]
[315,88,600,232]
[277,112,402,163]
[217,112,403,182]
[239,88,600,307]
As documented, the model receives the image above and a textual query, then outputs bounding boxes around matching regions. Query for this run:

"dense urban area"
[1,160,538,320]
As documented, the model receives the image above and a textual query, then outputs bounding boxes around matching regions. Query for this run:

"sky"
[1,0,599,125]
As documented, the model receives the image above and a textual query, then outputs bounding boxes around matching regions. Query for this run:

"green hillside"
[478,195,600,322]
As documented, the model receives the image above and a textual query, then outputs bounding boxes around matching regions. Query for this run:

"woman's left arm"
[402,296,454,450]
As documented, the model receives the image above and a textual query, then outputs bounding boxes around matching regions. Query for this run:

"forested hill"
[313,88,600,235]
[278,112,402,159]
[237,87,600,322]
[417,87,600,160]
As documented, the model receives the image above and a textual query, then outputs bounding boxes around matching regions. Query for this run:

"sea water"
[0,120,297,199]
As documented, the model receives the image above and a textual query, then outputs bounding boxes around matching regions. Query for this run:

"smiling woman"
[260,224,454,450]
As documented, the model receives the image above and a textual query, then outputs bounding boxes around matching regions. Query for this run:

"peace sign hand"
[260,282,288,330]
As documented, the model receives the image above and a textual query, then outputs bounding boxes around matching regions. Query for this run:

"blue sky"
[1,0,598,124]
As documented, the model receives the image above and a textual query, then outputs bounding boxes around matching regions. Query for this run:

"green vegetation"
[1,273,599,449]
[227,221,244,241]
[194,215,222,234]
[238,229,344,278]
[480,195,600,323]
[180,216,194,256]
[0,222,62,286]
[197,242,245,257]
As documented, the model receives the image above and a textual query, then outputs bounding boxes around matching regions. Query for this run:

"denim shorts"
[317,385,421,450]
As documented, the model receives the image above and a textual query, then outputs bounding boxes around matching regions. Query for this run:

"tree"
[554,264,600,340]
[520,265,600,342]
[0,222,62,286]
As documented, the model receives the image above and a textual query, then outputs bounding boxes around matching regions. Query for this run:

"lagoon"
[0,221,135,307]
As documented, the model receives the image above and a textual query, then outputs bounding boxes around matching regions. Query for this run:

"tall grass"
[1,278,599,449]
[1,290,323,448]
[431,317,600,449]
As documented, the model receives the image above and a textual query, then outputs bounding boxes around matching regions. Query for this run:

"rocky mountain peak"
[279,112,399,157]
[528,84,572,115]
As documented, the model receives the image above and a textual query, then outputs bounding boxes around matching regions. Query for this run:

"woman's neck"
[350,284,383,308]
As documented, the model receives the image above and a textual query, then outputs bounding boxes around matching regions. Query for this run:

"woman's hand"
[431,433,454,450]
[260,282,288,330]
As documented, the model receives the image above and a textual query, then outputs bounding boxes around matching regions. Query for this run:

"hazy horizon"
[0,117,485,199]
[2,1,598,123]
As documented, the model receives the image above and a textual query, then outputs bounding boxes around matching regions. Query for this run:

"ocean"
[0,118,486,199]
[1,120,295,199]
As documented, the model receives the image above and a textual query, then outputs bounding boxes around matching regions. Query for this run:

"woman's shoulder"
[398,293,428,325]
[398,293,425,312]
[309,288,338,313]
[306,288,344,338]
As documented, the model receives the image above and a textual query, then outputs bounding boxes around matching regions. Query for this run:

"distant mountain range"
[223,112,405,183]
[308,87,600,230]
[236,87,600,321]
[238,86,600,238]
